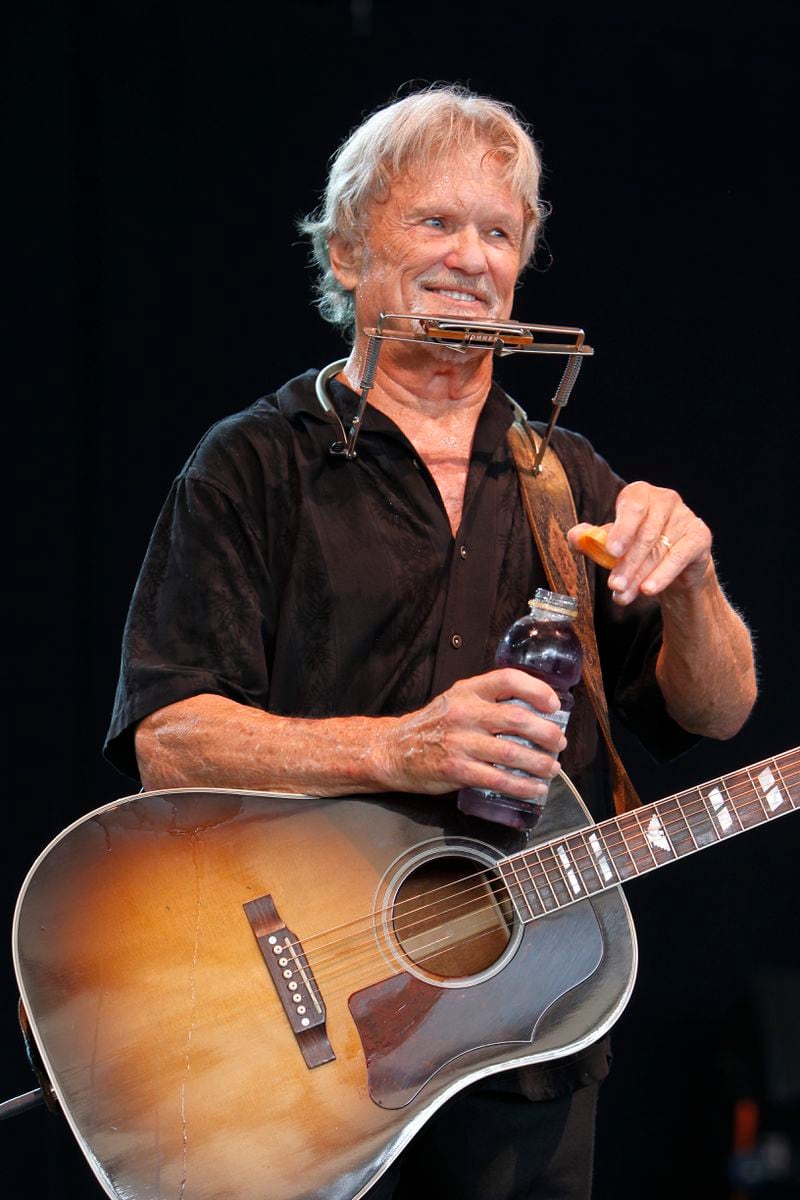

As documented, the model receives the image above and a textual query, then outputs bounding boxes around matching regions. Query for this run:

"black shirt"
[106,369,691,807]
[104,368,697,1101]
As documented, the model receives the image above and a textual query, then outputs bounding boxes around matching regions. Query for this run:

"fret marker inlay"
[501,748,797,937]
[556,845,583,895]
[758,767,785,812]
[646,814,671,854]
[709,787,733,832]
[588,833,614,882]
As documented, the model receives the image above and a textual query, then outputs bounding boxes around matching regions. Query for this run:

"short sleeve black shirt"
[104,368,698,1101]
[106,368,692,804]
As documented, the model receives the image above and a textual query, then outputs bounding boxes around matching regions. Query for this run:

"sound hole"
[392,856,515,980]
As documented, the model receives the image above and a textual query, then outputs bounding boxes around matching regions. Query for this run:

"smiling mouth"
[425,286,484,304]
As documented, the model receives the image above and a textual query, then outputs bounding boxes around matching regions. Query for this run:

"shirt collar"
[275,367,520,458]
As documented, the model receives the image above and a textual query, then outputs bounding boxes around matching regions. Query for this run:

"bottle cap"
[528,589,578,618]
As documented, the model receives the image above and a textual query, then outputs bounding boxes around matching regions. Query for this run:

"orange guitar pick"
[575,525,619,569]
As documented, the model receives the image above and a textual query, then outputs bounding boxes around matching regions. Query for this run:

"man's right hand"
[378,668,568,797]
[135,672,567,799]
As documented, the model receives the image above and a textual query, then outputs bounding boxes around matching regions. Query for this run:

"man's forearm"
[655,569,757,740]
[133,673,570,799]
[135,694,401,795]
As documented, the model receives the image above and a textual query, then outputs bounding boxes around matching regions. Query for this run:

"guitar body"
[13,778,637,1200]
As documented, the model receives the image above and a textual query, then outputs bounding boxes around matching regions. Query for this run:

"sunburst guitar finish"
[13,748,799,1199]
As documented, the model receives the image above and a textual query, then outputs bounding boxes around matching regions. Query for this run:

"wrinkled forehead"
[369,143,527,219]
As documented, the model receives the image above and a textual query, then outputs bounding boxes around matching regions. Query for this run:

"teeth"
[435,289,478,302]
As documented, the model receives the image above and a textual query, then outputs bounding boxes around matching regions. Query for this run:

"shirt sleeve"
[104,468,275,782]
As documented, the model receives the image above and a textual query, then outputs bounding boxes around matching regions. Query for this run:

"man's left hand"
[568,481,713,606]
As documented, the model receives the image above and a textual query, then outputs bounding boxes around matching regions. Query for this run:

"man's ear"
[328,234,361,291]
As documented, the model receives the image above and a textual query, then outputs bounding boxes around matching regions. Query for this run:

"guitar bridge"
[243,894,335,1069]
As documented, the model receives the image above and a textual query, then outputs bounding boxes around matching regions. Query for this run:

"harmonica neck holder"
[326,313,594,463]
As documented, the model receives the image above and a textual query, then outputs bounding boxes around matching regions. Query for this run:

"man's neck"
[338,340,495,536]
[338,340,494,441]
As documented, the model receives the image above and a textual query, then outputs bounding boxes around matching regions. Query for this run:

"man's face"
[331,147,527,336]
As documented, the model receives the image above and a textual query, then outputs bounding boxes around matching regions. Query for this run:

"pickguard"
[348,899,603,1108]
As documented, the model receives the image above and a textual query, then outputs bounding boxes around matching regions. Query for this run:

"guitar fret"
[718,776,745,832]
[530,850,560,912]
[498,859,534,922]
[516,856,546,918]
[745,765,771,821]
[634,803,676,867]
[519,852,554,918]
[587,828,621,885]
[704,780,740,838]
[656,796,698,857]
[772,756,800,810]
[539,846,572,907]
[754,761,792,815]
[605,819,639,882]
[497,748,800,926]
[619,811,657,876]
[686,786,722,848]
[554,841,585,897]
[569,830,606,894]
[505,849,561,919]
[701,784,727,834]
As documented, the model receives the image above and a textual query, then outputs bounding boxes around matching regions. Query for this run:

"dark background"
[4,2,799,1196]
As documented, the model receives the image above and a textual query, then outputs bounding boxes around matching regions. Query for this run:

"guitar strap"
[507,414,642,815]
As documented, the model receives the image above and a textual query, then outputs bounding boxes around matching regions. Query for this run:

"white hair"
[298,83,548,337]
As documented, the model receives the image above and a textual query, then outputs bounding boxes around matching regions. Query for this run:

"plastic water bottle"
[457,589,583,831]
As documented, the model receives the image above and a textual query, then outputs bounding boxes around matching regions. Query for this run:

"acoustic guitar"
[12,748,799,1200]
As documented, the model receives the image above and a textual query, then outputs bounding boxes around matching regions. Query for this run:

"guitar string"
[293,753,800,956]
[309,765,800,992]
[298,758,800,952]
[307,775,800,994]
[306,812,785,991]
[307,875,519,986]
[305,827,800,993]
[294,766,800,984]
[317,913,523,995]
[279,759,800,981]
[283,760,800,974]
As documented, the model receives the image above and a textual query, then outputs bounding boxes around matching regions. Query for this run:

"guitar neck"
[498,748,800,922]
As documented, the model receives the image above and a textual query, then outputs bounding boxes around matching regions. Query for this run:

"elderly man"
[105,84,756,1200]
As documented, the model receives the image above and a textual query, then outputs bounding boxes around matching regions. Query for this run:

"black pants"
[364,1081,599,1200]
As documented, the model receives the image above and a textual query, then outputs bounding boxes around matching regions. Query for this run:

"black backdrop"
[5,2,799,1197]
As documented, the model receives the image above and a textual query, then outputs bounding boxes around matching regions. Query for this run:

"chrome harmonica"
[364,312,594,358]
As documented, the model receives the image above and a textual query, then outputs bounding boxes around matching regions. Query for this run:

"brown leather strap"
[508,418,641,815]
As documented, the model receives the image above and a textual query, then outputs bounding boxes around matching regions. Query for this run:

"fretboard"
[498,748,800,923]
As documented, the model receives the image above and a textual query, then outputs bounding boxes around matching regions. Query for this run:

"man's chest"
[264,446,540,716]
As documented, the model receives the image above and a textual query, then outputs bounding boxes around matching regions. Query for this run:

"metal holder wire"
[329,312,594,465]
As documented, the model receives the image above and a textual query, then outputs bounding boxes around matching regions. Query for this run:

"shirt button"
[451,634,463,649]
[459,544,468,558]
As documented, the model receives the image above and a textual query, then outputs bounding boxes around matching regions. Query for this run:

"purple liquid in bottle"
[458,589,583,831]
